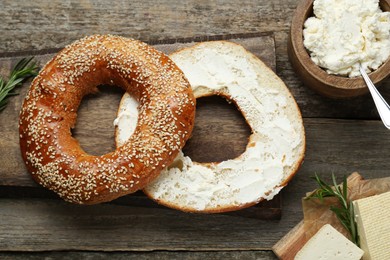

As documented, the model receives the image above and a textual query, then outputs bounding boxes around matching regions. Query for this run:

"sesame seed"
[19,34,195,204]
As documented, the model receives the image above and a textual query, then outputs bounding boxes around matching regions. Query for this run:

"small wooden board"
[272,220,306,259]
[0,33,281,219]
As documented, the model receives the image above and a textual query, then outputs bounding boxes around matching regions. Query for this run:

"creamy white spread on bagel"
[303,0,390,77]
[114,93,139,138]
[116,41,305,212]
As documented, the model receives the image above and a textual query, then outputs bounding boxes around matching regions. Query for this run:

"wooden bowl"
[288,0,390,98]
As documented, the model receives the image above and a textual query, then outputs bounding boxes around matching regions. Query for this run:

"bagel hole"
[71,85,125,156]
[182,95,251,163]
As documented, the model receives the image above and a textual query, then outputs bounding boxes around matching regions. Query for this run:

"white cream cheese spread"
[114,93,139,142]
[115,41,305,212]
[303,0,390,77]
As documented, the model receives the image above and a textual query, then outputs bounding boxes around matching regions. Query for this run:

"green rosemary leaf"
[0,57,38,112]
[332,174,341,194]
[308,173,360,246]
[318,175,334,193]
[4,77,25,90]
[12,57,35,74]
[349,201,359,246]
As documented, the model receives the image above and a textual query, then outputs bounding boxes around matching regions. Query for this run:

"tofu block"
[354,191,390,260]
[295,224,364,260]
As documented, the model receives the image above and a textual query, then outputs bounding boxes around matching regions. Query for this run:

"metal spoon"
[360,65,390,129]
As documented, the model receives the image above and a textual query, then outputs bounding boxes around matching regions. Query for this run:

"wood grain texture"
[0,198,294,252]
[0,119,389,252]
[1,0,389,119]
[0,186,282,221]
[1,0,390,255]
[0,251,277,260]
[0,0,292,53]
[272,221,306,260]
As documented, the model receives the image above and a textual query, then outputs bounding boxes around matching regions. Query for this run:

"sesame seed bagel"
[116,41,305,213]
[19,35,196,204]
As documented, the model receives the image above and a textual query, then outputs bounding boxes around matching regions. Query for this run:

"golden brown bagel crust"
[19,35,195,204]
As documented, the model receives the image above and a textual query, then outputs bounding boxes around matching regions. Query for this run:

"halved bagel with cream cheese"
[115,41,305,213]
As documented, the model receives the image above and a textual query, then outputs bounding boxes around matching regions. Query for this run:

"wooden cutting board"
[272,220,306,259]
[273,172,390,258]
[0,33,281,219]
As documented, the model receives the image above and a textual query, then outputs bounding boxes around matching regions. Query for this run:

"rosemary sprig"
[307,173,360,246]
[0,57,38,111]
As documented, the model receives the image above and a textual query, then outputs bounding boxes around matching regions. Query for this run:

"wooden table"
[1,1,389,259]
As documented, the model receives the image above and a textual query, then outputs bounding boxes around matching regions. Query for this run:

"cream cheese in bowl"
[303,0,390,77]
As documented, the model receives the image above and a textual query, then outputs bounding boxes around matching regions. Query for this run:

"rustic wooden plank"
[0,1,294,53]
[0,186,282,220]
[0,0,389,254]
[283,118,390,202]
[0,251,277,260]
[272,220,305,259]
[0,35,275,187]
[0,118,389,251]
[1,0,389,119]
[0,198,294,252]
